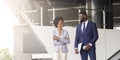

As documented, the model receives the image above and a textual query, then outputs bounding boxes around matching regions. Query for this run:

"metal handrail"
[107,49,120,60]
[16,7,35,26]
[20,9,33,26]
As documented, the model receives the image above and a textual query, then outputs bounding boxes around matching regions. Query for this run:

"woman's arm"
[53,30,63,45]
[59,31,70,44]
[53,36,60,41]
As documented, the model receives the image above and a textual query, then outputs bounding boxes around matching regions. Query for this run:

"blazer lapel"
[84,21,90,33]
[78,23,83,34]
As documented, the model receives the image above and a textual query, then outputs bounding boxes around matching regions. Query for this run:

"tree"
[0,48,12,60]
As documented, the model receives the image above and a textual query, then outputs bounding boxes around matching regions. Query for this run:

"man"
[74,11,99,60]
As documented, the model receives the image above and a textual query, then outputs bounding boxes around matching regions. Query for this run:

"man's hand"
[84,44,91,51]
[53,36,60,41]
[75,48,79,54]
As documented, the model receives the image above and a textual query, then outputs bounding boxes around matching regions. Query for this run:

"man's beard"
[80,18,85,22]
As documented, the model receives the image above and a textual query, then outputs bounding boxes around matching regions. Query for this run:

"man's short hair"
[79,11,87,15]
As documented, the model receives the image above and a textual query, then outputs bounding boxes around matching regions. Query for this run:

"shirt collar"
[83,20,88,24]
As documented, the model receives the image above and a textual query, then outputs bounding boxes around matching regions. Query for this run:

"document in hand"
[78,43,82,52]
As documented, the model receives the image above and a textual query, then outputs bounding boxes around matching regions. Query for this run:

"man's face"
[79,14,86,22]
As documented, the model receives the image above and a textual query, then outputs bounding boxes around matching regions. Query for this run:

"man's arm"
[90,23,99,44]
[74,25,80,54]
[74,25,80,48]
[83,23,98,51]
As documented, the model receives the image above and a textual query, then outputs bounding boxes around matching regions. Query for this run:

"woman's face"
[57,19,63,28]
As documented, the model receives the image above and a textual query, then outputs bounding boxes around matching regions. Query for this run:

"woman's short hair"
[53,16,64,28]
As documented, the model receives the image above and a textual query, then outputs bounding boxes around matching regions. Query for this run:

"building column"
[90,0,113,29]
[91,0,103,28]
[104,0,113,29]
[86,0,92,19]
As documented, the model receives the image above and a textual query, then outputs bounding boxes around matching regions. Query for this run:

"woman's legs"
[53,47,67,60]
[59,49,67,60]
[53,52,59,60]
[60,52,67,60]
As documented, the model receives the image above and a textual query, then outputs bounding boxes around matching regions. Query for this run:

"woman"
[53,16,70,60]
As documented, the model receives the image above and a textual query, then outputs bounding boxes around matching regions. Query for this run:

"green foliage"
[0,48,12,60]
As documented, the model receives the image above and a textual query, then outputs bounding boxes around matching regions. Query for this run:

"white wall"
[106,29,120,59]
[14,25,120,60]
[14,25,32,60]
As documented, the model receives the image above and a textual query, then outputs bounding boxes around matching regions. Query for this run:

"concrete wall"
[14,25,120,60]
[14,25,32,60]
[14,25,46,60]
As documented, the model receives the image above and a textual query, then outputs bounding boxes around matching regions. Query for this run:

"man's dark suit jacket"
[74,21,98,48]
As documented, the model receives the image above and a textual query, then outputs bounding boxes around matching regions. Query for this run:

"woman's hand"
[64,37,70,40]
[53,36,60,41]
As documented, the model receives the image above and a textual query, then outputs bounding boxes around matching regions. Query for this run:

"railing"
[17,7,42,26]
[16,8,33,26]
[108,49,120,60]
